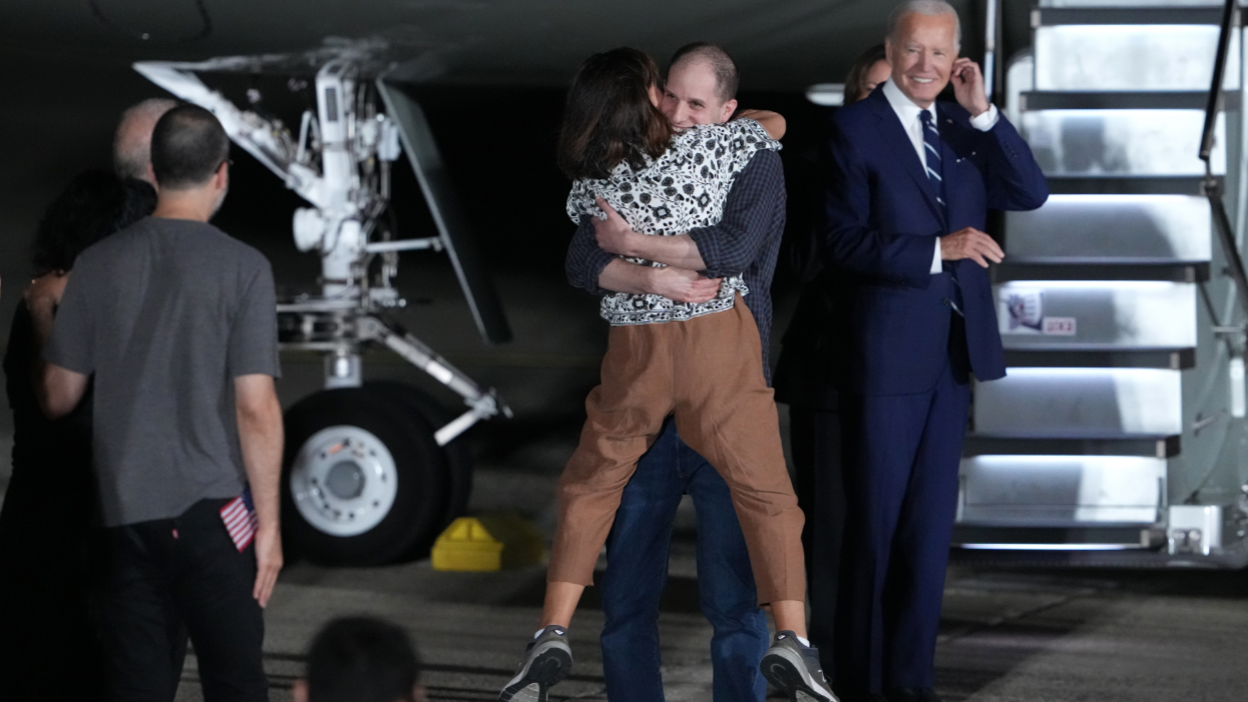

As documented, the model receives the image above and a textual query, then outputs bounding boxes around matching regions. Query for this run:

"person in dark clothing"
[772,42,891,682]
[826,3,1047,698]
[0,171,156,701]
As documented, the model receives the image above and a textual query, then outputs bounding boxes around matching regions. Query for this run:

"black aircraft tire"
[281,387,447,567]
[366,381,474,533]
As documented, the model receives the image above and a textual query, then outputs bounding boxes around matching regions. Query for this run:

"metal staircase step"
[976,368,1182,435]
[997,281,1196,348]
[964,433,1181,458]
[1034,7,1227,26]
[959,453,1167,525]
[1024,109,1225,177]
[1021,91,1239,111]
[1048,175,1217,195]
[1035,24,1237,91]
[1004,345,1195,369]
[952,525,1154,550]
[1005,195,1212,262]
[993,260,1209,283]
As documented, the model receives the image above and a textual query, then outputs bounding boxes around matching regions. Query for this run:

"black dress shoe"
[885,688,944,702]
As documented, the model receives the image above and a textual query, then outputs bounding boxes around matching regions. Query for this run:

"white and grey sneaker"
[760,630,838,702]
[499,625,573,702]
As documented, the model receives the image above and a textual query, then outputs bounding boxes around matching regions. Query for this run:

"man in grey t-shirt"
[38,104,283,702]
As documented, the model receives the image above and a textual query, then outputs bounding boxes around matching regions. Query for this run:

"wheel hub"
[289,425,400,537]
[325,461,365,499]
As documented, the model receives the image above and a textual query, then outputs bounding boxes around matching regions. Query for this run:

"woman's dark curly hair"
[32,171,156,275]
[557,47,672,180]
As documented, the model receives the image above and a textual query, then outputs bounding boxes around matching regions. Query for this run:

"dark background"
[0,0,1035,471]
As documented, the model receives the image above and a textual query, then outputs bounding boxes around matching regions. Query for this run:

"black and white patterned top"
[566,118,781,326]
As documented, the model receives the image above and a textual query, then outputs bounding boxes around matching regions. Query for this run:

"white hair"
[113,98,179,181]
[888,0,962,46]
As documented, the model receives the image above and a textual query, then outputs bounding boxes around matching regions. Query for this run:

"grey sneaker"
[499,625,573,702]
[760,630,837,702]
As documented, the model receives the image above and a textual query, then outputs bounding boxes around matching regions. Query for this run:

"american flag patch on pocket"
[219,487,258,552]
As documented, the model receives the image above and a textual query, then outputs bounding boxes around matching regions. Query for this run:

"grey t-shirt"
[45,217,281,527]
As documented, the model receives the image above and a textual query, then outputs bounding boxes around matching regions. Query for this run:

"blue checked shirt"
[565,150,787,383]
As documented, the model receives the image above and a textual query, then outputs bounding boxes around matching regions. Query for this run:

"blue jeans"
[600,417,769,702]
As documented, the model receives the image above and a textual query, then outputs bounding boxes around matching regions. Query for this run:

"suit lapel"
[867,90,945,225]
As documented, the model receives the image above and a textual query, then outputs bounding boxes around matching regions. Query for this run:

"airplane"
[3,1,1246,570]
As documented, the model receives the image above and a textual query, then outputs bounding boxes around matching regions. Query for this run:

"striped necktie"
[921,109,961,311]
[919,110,945,212]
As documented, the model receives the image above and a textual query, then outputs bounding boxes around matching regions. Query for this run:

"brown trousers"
[548,297,806,604]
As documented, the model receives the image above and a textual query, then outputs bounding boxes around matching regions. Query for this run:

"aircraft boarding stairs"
[953,0,1248,565]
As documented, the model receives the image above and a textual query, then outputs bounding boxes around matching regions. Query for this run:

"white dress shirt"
[881,78,1000,273]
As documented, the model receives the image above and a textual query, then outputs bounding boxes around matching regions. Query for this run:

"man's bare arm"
[235,373,284,607]
[619,235,704,270]
[737,109,786,140]
[38,364,89,419]
[598,259,721,304]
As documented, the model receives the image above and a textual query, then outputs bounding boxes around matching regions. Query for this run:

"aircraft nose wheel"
[281,383,470,566]
[290,425,400,538]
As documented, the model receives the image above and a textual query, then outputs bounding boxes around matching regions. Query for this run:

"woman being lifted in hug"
[499,47,835,702]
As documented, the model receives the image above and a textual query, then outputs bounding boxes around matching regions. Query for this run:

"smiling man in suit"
[820,2,1048,701]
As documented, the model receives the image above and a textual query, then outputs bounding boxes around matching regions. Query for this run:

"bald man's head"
[114,98,179,185]
[669,43,739,103]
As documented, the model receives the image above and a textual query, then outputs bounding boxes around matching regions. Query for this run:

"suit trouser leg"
[672,298,806,605]
[884,366,969,689]
[548,322,675,587]
[790,407,845,676]
[833,384,939,698]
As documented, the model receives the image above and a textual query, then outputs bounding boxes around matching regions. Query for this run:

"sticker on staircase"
[999,289,1076,336]
[1001,290,1043,332]
[1042,317,1076,336]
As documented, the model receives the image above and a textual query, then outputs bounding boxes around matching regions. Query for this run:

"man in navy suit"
[821,2,1048,701]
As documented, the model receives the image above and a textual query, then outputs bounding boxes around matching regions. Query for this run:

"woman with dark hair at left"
[0,171,155,701]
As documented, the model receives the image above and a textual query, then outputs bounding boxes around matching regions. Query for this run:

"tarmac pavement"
[168,464,1248,702]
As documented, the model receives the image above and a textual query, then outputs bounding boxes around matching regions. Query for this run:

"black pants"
[789,407,846,680]
[101,498,267,702]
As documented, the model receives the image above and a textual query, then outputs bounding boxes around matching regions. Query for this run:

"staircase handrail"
[1202,0,1248,323]
[1202,0,1237,162]
[984,0,1000,103]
